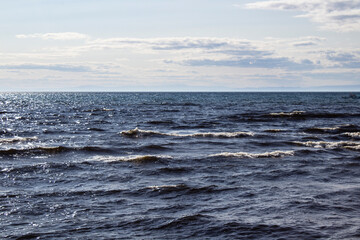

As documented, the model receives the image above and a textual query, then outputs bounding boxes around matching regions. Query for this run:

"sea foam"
[120,127,254,138]
[0,136,38,144]
[343,132,360,138]
[293,141,360,150]
[91,154,173,163]
[269,111,305,116]
[209,150,294,158]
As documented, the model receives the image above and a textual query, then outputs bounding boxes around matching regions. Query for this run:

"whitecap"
[209,150,294,158]
[343,132,360,138]
[310,127,339,131]
[120,128,167,137]
[189,131,254,137]
[91,154,173,163]
[293,140,360,150]
[147,184,181,190]
[269,111,305,116]
[343,145,360,150]
[120,128,254,138]
[0,136,38,144]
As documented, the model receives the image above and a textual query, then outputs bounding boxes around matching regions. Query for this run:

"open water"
[1,92,360,239]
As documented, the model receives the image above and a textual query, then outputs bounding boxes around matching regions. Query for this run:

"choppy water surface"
[1,92,359,239]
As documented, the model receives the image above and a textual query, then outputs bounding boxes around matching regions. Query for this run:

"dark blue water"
[1,92,360,239]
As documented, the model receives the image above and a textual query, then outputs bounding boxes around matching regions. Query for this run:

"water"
[1,92,359,239]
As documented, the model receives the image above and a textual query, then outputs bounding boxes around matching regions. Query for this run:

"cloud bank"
[2,33,359,91]
[16,32,89,40]
[0,64,91,72]
[246,0,360,32]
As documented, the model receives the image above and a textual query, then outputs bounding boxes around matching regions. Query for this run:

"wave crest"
[304,124,360,134]
[293,141,360,150]
[120,128,167,137]
[147,184,184,191]
[264,129,286,133]
[0,145,112,156]
[120,128,254,138]
[191,132,254,137]
[209,150,294,158]
[91,154,172,163]
[269,111,305,116]
[343,132,360,138]
[0,136,37,144]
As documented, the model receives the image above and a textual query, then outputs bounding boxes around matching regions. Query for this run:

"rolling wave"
[84,108,115,112]
[1,162,81,175]
[90,154,173,163]
[228,110,360,123]
[120,128,254,138]
[0,188,124,199]
[292,141,360,150]
[209,150,294,158]
[0,145,112,156]
[269,111,305,116]
[120,128,167,137]
[343,132,360,138]
[147,184,183,191]
[303,124,360,134]
[267,111,360,119]
[303,126,340,134]
[0,136,38,144]
[191,132,254,137]
[144,184,235,195]
[263,129,286,133]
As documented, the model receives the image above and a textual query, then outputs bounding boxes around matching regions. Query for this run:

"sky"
[1,0,360,91]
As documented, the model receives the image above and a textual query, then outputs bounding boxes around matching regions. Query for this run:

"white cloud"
[245,0,360,32]
[4,34,360,90]
[290,36,326,47]
[8,35,357,70]
[16,32,89,40]
[0,64,91,72]
[84,37,251,52]
[5,35,341,70]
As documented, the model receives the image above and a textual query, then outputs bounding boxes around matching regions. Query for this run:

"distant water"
[1,92,360,239]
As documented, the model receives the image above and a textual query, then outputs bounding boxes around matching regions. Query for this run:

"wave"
[1,188,124,199]
[147,184,184,191]
[84,108,114,112]
[190,132,254,137]
[263,129,286,133]
[303,127,339,134]
[0,146,71,156]
[120,128,254,138]
[1,161,82,175]
[268,111,360,119]
[0,145,112,156]
[343,132,360,138]
[90,154,172,163]
[144,184,235,195]
[209,150,295,158]
[227,111,360,123]
[121,128,168,137]
[292,141,360,150]
[303,124,360,134]
[0,136,38,144]
[269,111,305,116]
